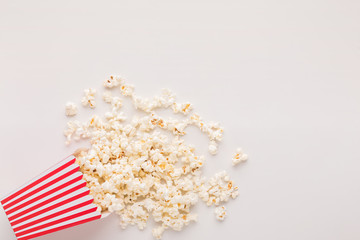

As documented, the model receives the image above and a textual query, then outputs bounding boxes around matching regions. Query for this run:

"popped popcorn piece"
[104,75,124,88]
[64,75,246,239]
[209,140,218,155]
[153,225,166,239]
[111,97,123,111]
[190,114,224,146]
[81,88,96,108]
[232,148,248,166]
[65,102,78,116]
[63,120,89,145]
[214,206,226,221]
[172,102,193,115]
[103,91,113,103]
[159,88,176,108]
[120,84,135,96]
[188,114,225,154]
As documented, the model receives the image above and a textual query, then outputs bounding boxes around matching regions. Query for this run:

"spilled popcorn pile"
[63,75,248,239]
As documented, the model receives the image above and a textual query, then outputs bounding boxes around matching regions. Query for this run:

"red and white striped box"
[0,155,102,240]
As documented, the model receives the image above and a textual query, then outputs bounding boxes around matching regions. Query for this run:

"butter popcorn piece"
[232,148,248,166]
[81,88,96,108]
[65,102,78,116]
[214,206,226,221]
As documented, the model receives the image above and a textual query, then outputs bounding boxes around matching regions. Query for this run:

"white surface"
[0,0,360,240]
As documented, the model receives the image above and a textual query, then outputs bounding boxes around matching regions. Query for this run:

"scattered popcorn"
[198,170,239,206]
[189,114,224,154]
[65,102,78,116]
[64,75,247,239]
[232,148,248,166]
[214,206,226,221]
[172,102,193,115]
[131,88,176,113]
[81,88,96,108]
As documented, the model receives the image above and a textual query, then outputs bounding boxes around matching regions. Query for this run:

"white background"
[0,0,360,239]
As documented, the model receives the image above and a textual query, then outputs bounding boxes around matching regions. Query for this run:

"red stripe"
[13,199,95,233]
[8,183,87,222]
[10,191,92,226]
[6,174,83,215]
[17,215,101,240]
[1,158,76,205]
[15,207,98,237]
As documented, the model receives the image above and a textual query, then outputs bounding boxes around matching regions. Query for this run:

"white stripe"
[1,155,76,205]
[14,204,97,234]
[17,211,100,239]
[11,195,94,229]
[9,187,90,223]
[4,169,82,212]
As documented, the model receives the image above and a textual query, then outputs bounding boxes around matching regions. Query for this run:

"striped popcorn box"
[0,155,102,240]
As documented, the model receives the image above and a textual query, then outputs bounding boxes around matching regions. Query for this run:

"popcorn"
[65,102,78,116]
[153,225,166,239]
[64,76,247,239]
[120,84,135,96]
[81,88,96,108]
[189,114,224,154]
[131,88,177,113]
[103,91,113,103]
[104,75,124,88]
[198,170,239,206]
[214,206,226,221]
[63,120,89,145]
[111,97,123,111]
[208,140,218,155]
[172,102,193,115]
[232,148,248,166]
